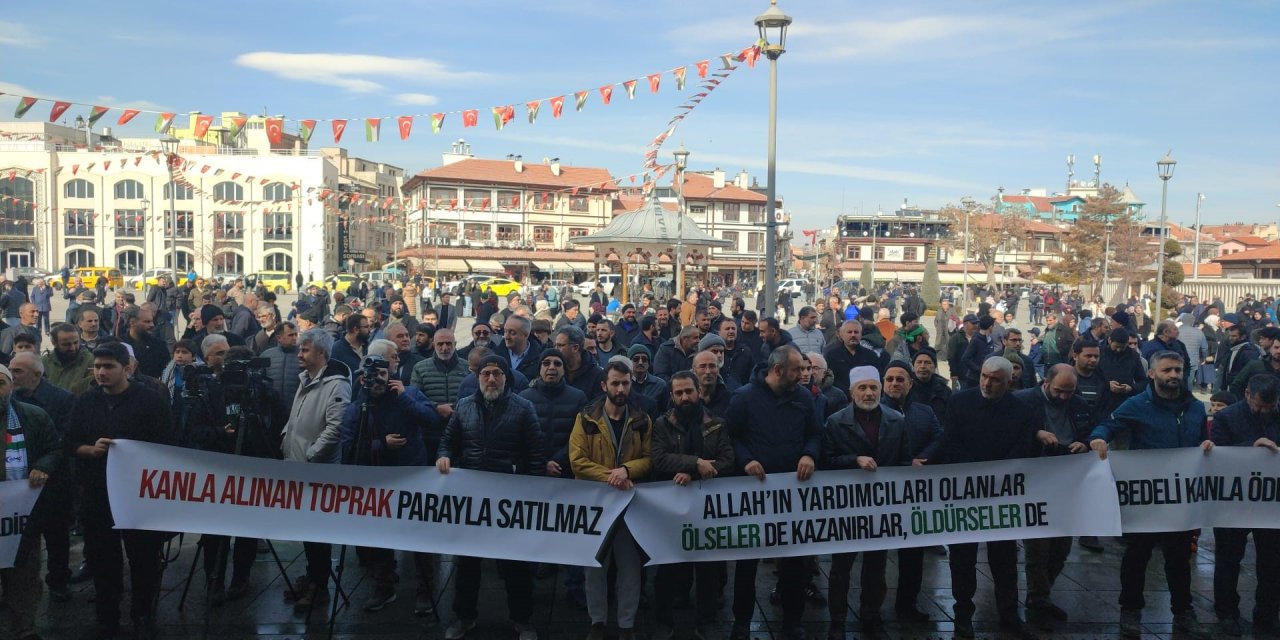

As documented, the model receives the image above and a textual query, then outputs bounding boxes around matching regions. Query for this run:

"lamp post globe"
[1154,152,1176,319]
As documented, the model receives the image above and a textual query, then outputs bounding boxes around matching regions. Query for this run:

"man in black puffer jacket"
[519,349,587,479]
[436,355,545,639]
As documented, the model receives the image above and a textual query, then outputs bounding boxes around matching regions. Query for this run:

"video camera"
[359,354,391,390]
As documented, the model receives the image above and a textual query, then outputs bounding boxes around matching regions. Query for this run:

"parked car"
[308,273,361,293]
[12,267,51,282]
[575,274,621,297]
[778,278,809,298]
[479,278,523,297]
[50,267,124,290]
[247,271,292,294]
[442,274,495,294]
[128,268,188,290]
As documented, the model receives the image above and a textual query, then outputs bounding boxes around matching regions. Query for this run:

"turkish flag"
[462,110,478,128]
[550,96,565,118]
[265,118,283,144]
[117,109,141,125]
[332,119,348,143]
[49,101,72,122]
[193,114,214,138]
[398,116,413,140]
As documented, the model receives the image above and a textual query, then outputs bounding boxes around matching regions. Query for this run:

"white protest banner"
[625,454,1120,565]
[106,440,632,567]
[1111,447,1280,532]
[0,479,42,569]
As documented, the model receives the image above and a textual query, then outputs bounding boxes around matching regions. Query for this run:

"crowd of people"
[4,271,1280,640]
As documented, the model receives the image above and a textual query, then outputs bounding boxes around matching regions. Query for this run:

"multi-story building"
[321,149,405,272]
[0,115,396,281]
[829,208,961,282]
[1203,222,1280,242]
[401,140,615,281]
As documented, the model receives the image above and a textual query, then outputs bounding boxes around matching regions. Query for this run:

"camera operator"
[339,339,439,613]
[183,340,283,605]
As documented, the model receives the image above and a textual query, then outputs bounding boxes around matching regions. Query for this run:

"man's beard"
[675,401,703,424]
[854,398,880,412]
[608,391,629,407]
[482,387,503,402]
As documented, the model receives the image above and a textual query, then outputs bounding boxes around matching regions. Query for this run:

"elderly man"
[655,325,700,379]
[628,343,667,407]
[0,302,40,353]
[689,349,731,419]
[822,365,911,636]
[280,329,351,611]
[496,315,540,383]
[807,352,847,418]
[824,320,888,390]
[939,356,1048,639]
[908,347,951,421]
[1090,351,1214,639]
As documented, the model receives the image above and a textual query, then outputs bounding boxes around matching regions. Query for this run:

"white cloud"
[234,52,488,93]
[0,81,37,96]
[0,22,42,48]
[393,93,439,106]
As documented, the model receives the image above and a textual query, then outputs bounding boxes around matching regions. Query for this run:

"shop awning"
[422,258,470,272]
[567,262,597,272]
[466,258,506,273]
[534,261,571,273]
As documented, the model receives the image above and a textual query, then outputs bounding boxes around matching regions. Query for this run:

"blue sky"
[3,0,1277,232]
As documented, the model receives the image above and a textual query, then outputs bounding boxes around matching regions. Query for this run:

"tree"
[921,256,940,311]
[936,202,1027,287]
[1057,184,1155,296]
[859,261,873,293]
[1154,239,1184,309]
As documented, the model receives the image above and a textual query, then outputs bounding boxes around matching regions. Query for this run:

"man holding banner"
[1208,374,1280,636]
[725,345,820,640]
[821,365,911,636]
[1090,350,1213,639]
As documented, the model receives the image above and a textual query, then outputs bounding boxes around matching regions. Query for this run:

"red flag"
[599,85,614,105]
[117,109,141,125]
[103,161,112,171]
[193,114,214,138]
[332,120,348,143]
[462,109,478,128]
[49,101,72,122]
[265,118,284,144]
[397,115,413,140]
[550,95,565,118]
[696,60,709,78]
[647,74,661,93]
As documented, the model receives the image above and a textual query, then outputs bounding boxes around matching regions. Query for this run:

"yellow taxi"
[51,267,125,290]
[479,278,523,297]
[250,271,293,294]
[129,268,188,290]
[308,273,361,293]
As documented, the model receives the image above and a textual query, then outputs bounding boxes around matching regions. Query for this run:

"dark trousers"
[452,556,533,623]
[656,561,723,625]
[359,547,398,591]
[734,557,804,626]
[303,541,331,585]
[950,541,1019,622]
[1214,527,1280,621]
[828,550,888,624]
[1119,531,1193,613]
[1025,536,1073,606]
[201,535,258,585]
[414,552,438,596]
[896,547,924,611]
[82,518,165,624]
[26,506,71,589]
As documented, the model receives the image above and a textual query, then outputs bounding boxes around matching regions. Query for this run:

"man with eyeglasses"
[457,323,494,361]
[554,326,603,402]
[496,315,540,383]
[627,344,668,414]
[250,303,280,355]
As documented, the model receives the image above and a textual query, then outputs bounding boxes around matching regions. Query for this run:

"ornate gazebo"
[568,191,730,303]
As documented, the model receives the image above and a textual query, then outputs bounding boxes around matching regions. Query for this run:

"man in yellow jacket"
[570,359,651,640]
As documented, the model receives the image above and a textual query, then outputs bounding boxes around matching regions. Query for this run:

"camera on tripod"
[359,354,391,390]
[221,356,271,403]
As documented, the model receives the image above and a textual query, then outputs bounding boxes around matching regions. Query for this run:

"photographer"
[339,339,439,613]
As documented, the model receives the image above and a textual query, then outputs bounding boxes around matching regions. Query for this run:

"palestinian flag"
[431,113,445,134]
[87,106,110,127]
[227,115,247,138]
[365,117,380,142]
[14,97,37,119]
[154,112,175,133]
[299,119,316,144]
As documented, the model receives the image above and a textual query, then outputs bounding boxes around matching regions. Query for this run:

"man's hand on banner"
[80,437,115,459]
[546,460,562,476]
[912,458,927,467]
[1255,437,1279,452]
[436,457,452,474]
[1090,438,1109,460]
[797,455,815,481]
[696,459,718,479]
[1201,440,1214,454]
[385,434,407,449]
[1037,430,1059,447]
[744,460,766,482]
[674,472,693,486]
[1068,442,1087,454]
[28,469,48,488]
[855,456,877,472]
[607,467,633,490]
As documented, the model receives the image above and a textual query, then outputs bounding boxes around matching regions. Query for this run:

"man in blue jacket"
[725,345,820,640]
[1089,350,1213,639]
[1208,374,1280,636]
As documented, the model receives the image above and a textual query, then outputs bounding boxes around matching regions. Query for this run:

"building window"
[213,181,243,202]
[496,224,521,242]
[215,212,244,239]
[533,226,554,243]
[748,204,766,223]
[65,209,94,237]
[114,210,145,237]
[904,246,919,261]
[747,232,763,253]
[66,249,94,269]
[64,179,94,199]
[723,203,740,222]
[464,189,490,209]
[874,245,885,260]
[569,195,589,212]
[463,223,490,240]
[0,177,35,236]
[263,182,292,201]
[264,252,293,273]
[116,250,145,276]
[429,187,457,208]
[165,251,194,273]
[265,212,293,240]
[114,179,144,200]
[568,227,590,238]
[214,252,243,275]
[722,231,739,251]
[163,182,192,200]
[497,190,521,211]
[689,205,707,215]
[531,191,555,211]
[165,211,193,239]
[845,245,861,260]
[428,222,457,240]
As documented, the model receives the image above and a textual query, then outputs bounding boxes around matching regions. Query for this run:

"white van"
[575,274,621,297]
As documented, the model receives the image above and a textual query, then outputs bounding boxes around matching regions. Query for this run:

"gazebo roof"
[569,192,731,248]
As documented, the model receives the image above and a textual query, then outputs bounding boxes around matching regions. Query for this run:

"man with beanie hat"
[438,354,544,640]
[959,316,999,389]
[628,343,667,408]
[1098,328,1147,418]
[192,303,244,358]
[386,295,418,336]
[908,347,951,422]
[948,315,979,387]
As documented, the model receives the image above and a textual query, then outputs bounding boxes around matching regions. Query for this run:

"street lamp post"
[160,135,180,282]
[1103,221,1114,301]
[756,0,791,319]
[960,195,975,308]
[1192,193,1205,279]
[869,212,879,284]
[1155,152,1176,319]
[673,144,690,300]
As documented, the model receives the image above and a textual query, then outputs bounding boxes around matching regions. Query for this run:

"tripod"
[325,374,376,639]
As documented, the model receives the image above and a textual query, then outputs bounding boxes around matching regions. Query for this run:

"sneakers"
[585,624,606,640]
[206,581,226,608]
[728,623,750,640]
[513,622,537,640]
[953,617,975,639]
[1027,601,1069,622]
[362,589,397,612]
[413,592,436,616]
[292,585,330,613]
[1172,610,1210,640]
[445,618,477,640]
[1120,609,1142,639]
[894,605,930,622]
[1078,536,1104,552]
[283,575,313,602]
[226,579,250,602]
[1218,616,1244,637]
[803,583,826,606]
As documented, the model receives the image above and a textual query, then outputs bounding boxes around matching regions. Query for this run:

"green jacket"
[1,401,63,482]
[41,348,94,395]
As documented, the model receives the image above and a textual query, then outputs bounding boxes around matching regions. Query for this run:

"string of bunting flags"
[1,44,760,144]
